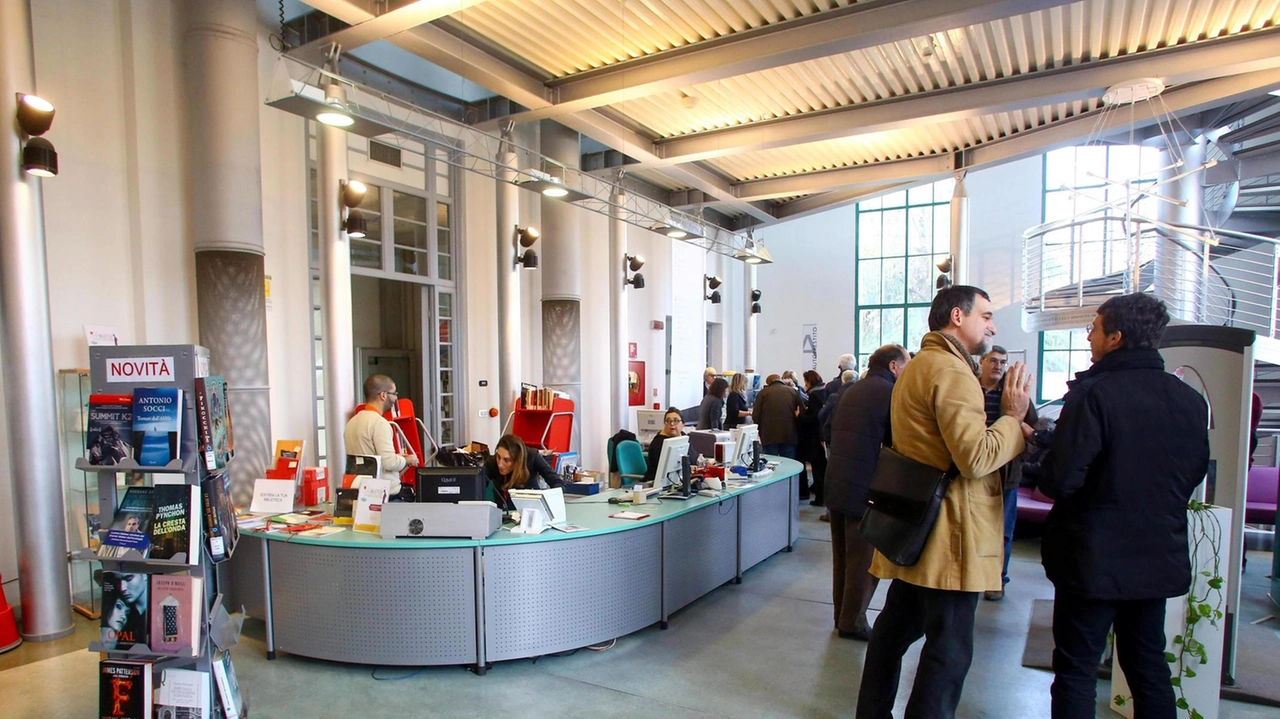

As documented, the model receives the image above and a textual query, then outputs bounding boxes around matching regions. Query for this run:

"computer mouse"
[608,497,625,504]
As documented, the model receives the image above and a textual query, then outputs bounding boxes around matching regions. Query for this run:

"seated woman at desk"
[643,407,685,485]
[697,377,728,430]
[480,434,564,510]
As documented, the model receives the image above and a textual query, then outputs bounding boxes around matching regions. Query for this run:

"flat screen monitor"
[651,435,690,490]
[415,467,484,503]
[508,487,567,526]
[731,425,759,468]
[636,409,665,438]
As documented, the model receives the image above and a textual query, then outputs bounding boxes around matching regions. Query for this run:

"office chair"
[616,440,647,487]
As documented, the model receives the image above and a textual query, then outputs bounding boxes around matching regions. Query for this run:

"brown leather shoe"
[819,513,830,522]
[983,590,1004,601]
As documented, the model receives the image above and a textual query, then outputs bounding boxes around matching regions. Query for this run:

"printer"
[380,501,502,540]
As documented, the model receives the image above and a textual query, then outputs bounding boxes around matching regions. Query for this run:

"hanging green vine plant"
[1113,500,1224,719]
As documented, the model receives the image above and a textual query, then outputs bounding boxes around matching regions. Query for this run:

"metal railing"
[1023,214,1280,336]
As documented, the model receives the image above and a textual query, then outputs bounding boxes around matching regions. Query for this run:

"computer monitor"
[635,409,666,443]
[651,435,690,490]
[415,467,484,503]
[508,487,567,526]
[731,425,759,468]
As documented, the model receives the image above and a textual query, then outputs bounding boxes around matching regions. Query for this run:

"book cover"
[211,651,243,719]
[194,376,228,472]
[132,386,183,467]
[99,659,153,719]
[101,571,150,650]
[99,487,155,559]
[352,477,390,534]
[200,471,238,563]
[150,574,202,656]
[222,381,235,460]
[156,667,211,719]
[150,484,200,563]
[87,394,134,465]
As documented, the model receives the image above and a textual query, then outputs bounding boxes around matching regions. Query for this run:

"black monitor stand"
[751,440,764,472]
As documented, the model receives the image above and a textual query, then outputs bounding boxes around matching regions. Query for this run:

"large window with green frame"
[855,179,954,371]
[1037,145,1161,401]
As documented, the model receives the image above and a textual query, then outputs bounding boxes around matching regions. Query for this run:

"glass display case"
[58,369,100,618]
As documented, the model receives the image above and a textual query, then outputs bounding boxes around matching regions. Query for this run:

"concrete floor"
[3,504,1276,718]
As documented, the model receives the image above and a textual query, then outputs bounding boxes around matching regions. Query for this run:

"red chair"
[350,398,439,491]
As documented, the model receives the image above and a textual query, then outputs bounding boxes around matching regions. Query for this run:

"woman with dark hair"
[479,434,564,510]
[725,372,751,429]
[797,370,827,506]
[698,377,729,430]
[643,407,686,485]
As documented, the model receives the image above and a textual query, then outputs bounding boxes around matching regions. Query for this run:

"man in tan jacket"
[856,286,1032,719]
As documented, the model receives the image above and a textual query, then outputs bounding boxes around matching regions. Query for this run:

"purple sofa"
[1016,486,1054,525]
[1246,466,1279,525]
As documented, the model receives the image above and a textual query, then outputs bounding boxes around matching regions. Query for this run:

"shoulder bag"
[858,446,959,567]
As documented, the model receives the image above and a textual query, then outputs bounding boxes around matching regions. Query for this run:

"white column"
[0,0,73,640]
[1155,142,1206,321]
[745,264,758,372]
[496,145,521,422]
[950,173,970,285]
[319,81,355,491]
[610,191,629,430]
[539,120,583,450]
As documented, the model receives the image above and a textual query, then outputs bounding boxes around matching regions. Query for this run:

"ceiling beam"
[734,69,1280,201]
[771,183,913,221]
[289,0,492,65]
[493,0,1079,125]
[653,27,1280,165]
[298,0,775,221]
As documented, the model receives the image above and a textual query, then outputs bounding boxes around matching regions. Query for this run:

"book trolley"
[78,344,247,717]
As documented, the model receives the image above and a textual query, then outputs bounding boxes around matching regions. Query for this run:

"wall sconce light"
[935,255,953,290]
[515,225,540,270]
[751,289,762,313]
[704,275,722,303]
[625,254,645,289]
[340,180,367,237]
[16,93,58,177]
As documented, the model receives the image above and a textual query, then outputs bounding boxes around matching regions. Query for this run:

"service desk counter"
[228,458,802,674]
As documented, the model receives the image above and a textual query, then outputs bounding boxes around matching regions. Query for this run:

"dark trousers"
[1002,487,1018,585]
[829,509,878,633]
[1051,593,1174,719]
[806,447,827,502]
[856,580,980,719]
[762,442,800,494]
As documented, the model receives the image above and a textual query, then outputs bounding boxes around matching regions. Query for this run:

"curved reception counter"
[228,458,802,674]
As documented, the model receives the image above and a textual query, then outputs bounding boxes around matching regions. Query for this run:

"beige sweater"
[342,409,407,496]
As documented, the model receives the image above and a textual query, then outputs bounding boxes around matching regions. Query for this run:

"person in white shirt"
[343,374,419,497]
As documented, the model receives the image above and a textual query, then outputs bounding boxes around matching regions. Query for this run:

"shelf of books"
[86,345,246,719]
[508,386,575,454]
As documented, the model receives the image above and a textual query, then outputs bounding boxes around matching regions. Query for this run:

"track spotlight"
[16,94,55,136]
[22,136,58,177]
[340,180,367,208]
[517,226,540,248]
[317,86,354,127]
[707,290,722,304]
[751,302,762,314]
[627,272,645,289]
[751,289,762,301]
[344,209,367,238]
[518,249,539,269]
[705,275,722,291]
[628,255,646,272]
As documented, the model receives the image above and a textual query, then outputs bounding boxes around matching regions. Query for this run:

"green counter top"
[242,457,802,549]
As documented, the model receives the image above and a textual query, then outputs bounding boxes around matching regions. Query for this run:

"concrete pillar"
[318,81,356,488]
[496,137,521,422]
[950,173,970,285]
[182,0,272,505]
[610,190,628,430]
[1155,142,1207,321]
[0,0,73,642]
[539,121,582,448]
[745,265,758,372]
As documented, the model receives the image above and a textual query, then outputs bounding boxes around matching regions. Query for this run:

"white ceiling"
[292,0,1280,225]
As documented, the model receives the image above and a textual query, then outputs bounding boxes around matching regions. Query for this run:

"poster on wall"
[802,324,818,371]
[628,361,645,407]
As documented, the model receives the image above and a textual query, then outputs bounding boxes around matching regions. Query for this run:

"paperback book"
[211,650,243,719]
[99,487,155,559]
[132,386,183,467]
[100,571,150,650]
[194,376,229,472]
[200,471,238,563]
[87,394,134,465]
[156,667,212,719]
[99,659,153,719]
[150,574,202,656]
[149,484,200,563]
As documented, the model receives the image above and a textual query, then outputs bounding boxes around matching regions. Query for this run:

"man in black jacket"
[824,344,909,640]
[1038,293,1209,719]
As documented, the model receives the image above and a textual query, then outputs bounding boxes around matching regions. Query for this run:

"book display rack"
[84,344,247,719]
